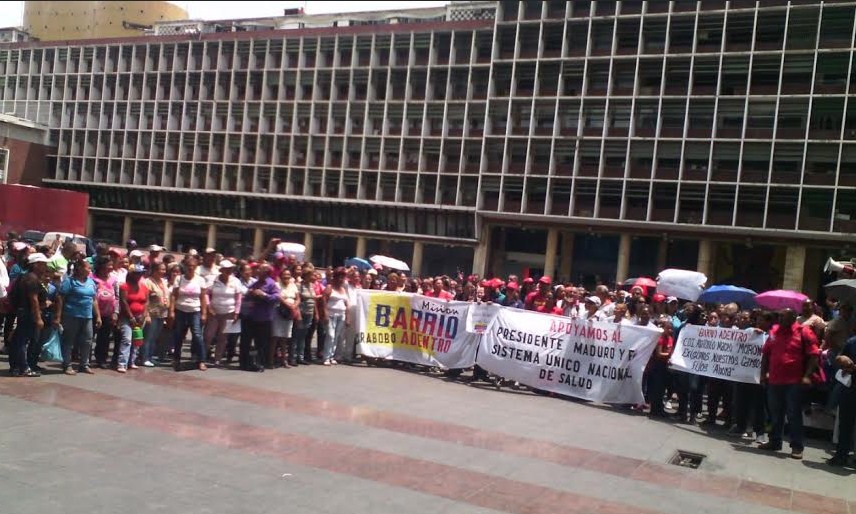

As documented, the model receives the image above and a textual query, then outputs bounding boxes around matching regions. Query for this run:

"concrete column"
[85,213,95,237]
[657,238,668,272]
[303,232,314,263]
[615,233,631,284]
[544,228,559,279]
[163,220,174,251]
[355,236,367,258]
[121,216,133,245]
[411,241,424,277]
[559,232,574,282]
[697,239,714,280]
[252,227,264,257]
[205,224,217,251]
[471,224,491,277]
[782,245,807,292]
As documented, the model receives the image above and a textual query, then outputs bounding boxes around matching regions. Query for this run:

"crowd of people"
[0,233,854,467]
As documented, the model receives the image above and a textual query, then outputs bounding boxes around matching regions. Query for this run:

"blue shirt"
[9,263,25,281]
[60,276,97,319]
[245,276,280,322]
[42,282,58,323]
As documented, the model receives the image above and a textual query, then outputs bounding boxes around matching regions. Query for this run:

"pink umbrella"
[633,277,657,289]
[754,290,809,312]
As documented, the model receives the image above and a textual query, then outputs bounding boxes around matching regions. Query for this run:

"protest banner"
[465,302,502,334]
[477,308,660,404]
[669,325,766,384]
[356,290,479,369]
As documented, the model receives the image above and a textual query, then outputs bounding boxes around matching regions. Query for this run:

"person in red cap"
[503,282,524,309]
[524,276,551,311]
[652,293,667,317]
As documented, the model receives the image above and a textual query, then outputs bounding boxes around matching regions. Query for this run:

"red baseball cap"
[653,293,666,303]
[506,282,520,291]
[523,277,534,284]
[538,276,552,285]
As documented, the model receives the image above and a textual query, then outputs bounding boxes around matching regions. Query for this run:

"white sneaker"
[741,432,755,440]
[756,434,769,444]
[323,359,332,366]
[665,400,673,410]
[143,361,155,367]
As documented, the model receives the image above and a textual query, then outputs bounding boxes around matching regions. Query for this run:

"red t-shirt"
[424,290,454,301]
[536,304,563,316]
[525,292,548,311]
[120,282,149,318]
[762,323,820,385]
[655,334,674,362]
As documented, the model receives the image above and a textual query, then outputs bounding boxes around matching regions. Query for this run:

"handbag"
[277,302,294,320]
[40,327,63,362]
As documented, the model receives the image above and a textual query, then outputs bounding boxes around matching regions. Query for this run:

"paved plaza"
[0,360,853,514]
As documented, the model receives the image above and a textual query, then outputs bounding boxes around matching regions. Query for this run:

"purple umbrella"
[754,290,809,312]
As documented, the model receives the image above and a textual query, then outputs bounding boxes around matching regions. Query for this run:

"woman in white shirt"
[204,260,241,367]
[168,257,209,371]
[321,267,350,366]
[271,268,299,367]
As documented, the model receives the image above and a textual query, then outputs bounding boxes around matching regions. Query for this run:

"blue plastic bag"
[40,328,63,363]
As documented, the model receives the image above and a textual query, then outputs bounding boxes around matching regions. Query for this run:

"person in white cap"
[146,245,164,268]
[128,249,145,268]
[197,247,220,288]
[205,260,242,367]
[583,295,605,322]
[8,253,50,377]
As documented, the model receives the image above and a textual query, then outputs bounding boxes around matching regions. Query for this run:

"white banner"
[669,325,766,384]
[477,308,661,404]
[356,291,478,369]
[466,303,502,334]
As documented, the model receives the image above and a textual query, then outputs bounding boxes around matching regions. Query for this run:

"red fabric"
[525,292,548,311]
[655,334,674,361]
[762,322,820,385]
[536,304,563,316]
[424,290,453,301]
[120,282,149,318]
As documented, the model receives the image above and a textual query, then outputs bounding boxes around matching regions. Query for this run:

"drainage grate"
[669,450,706,469]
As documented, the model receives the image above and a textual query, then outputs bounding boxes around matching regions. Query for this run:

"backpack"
[4,277,22,313]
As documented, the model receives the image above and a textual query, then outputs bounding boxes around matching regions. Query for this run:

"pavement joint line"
[0,378,662,514]
[108,368,846,514]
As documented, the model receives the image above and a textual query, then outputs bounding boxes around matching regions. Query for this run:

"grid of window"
[486,0,856,236]
[0,1,856,241]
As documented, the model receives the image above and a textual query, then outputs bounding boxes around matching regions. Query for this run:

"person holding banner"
[759,309,820,460]
[729,310,772,442]
[647,316,675,418]
[674,304,706,423]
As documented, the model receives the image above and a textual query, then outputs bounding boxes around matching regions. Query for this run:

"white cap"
[666,296,679,303]
[149,244,164,252]
[11,241,27,251]
[367,268,378,276]
[584,295,602,307]
[28,253,48,264]
[218,260,235,269]
[204,247,217,254]
[129,250,144,258]
[188,249,199,257]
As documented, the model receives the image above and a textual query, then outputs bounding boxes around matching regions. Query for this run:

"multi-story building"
[1,1,855,295]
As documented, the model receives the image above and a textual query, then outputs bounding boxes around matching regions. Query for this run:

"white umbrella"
[276,242,306,261]
[656,268,707,301]
[369,255,410,271]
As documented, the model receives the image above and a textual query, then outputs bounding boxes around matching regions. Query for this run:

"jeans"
[302,318,317,361]
[28,325,55,370]
[173,311,204,364]
[116,321,139,368]
[240,318,270,370]
[10,310,36,373]
[292,318,309,363]
[61,316,93,371]
[733,382,766,434]
[646,361,670,416]
[675,371,705,418]
[323,313,346,361]
[94,316,115,366]
[205,313,234,362]
[835,387,856,458]
[767,383,805,451]
[707,378,733,425]
[142,317,165,363]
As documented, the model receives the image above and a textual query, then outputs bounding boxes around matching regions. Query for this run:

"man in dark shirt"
[829,334,856,466]
[10,253,49,377]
